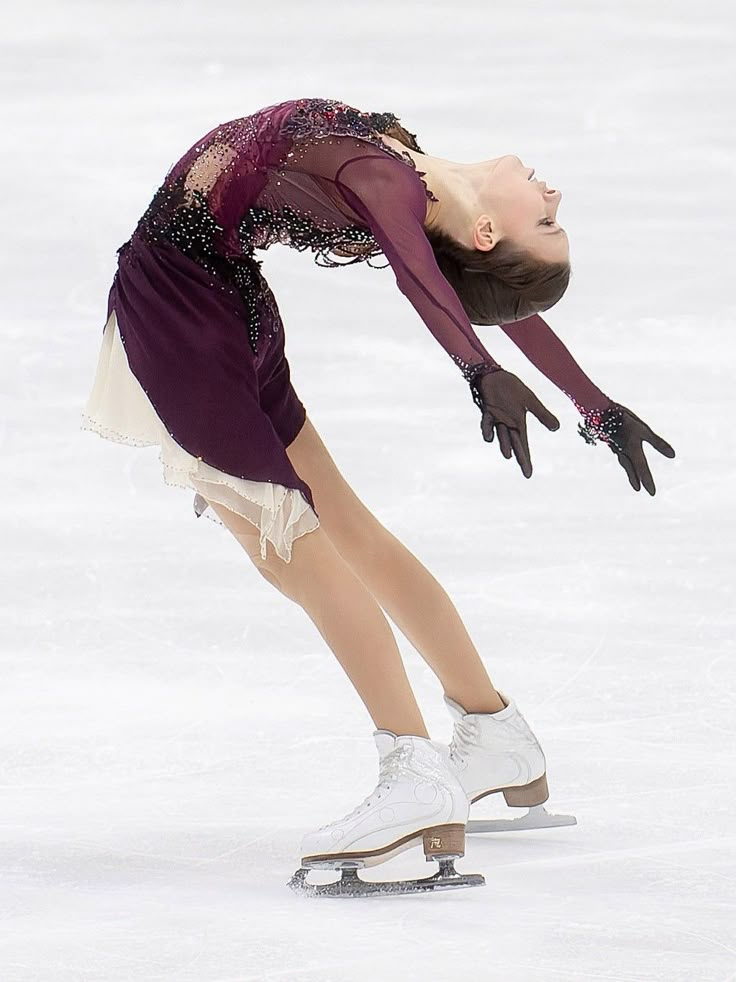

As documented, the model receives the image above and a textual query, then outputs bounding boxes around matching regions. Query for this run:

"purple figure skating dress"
[81,97,612,562]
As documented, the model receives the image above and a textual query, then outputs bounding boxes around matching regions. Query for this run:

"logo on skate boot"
[429,836,443,849]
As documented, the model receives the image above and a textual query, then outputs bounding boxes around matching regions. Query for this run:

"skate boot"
[288,733,486,898]
[443,691,577,833]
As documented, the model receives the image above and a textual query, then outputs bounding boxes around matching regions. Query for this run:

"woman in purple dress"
[81,97,675,894]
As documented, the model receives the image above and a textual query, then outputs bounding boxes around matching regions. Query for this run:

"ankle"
[446,689,507,715]
[376,724,431,740]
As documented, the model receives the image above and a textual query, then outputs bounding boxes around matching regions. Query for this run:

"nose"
[541,181,562,201]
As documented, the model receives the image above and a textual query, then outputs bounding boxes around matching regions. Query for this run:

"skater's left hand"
[472,368,561,478]
[578,402,676,495]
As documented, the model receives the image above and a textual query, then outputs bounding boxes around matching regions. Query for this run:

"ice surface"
[1,1,735,979]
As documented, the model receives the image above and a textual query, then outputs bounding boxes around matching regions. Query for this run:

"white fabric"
[80,309,320,563]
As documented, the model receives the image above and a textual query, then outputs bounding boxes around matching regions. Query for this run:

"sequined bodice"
[133,97,437,270]
[121,97,502,384]
[113,97,615,426]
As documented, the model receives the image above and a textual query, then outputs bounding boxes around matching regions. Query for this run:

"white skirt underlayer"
[80,309,320,563]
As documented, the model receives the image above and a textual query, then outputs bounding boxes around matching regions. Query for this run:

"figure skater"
[80,97,676,896]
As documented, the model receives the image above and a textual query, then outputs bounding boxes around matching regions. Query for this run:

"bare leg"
[340,529,505,715]
[205,498,430,738]
[286,417,505,715]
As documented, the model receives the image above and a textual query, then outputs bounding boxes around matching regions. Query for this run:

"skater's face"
[471,155,568,264]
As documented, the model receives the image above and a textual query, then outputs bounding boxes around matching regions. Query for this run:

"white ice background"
[1,1,735,980]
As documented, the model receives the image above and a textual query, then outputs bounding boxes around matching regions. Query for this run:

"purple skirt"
[80,234,320,562]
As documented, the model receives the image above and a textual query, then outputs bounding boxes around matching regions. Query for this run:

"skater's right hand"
[471,368,560,478]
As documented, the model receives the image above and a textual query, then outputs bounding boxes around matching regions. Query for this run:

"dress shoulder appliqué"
[280,97,440,203]
[234,97,439,269]
[121,98,439,358]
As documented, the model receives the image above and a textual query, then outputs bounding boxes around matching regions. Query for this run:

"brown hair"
[385,122,572,326]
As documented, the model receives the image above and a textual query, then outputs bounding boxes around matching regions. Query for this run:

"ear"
[473,215,497,252]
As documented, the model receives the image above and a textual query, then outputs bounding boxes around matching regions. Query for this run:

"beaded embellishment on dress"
[238,202,388,269]
[113,97,438,355]
[119,181,282,356]
[234,98,439,271]
[279,97,440,203]
[448,356,505,413]
[563,391,626,451]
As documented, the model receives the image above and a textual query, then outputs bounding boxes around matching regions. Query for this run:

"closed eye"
[538,218,566,237]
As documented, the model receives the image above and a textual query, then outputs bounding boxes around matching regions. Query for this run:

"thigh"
[284,414,389,560]
[205,499,267,562]
[206,495,344,600]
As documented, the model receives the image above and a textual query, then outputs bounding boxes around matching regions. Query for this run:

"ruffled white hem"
[80,309,320,563]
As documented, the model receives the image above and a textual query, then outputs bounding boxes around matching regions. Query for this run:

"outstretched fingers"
[630,444,656,495]
[643,426,676,459]
[617,451,641,492]
[510,425,532,478]
[481,411,495,443]
[526,393,560,432]
[497,423,514,460]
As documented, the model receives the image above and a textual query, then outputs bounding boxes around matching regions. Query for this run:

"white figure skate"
[288,734,486,898]
[443,692,577,833]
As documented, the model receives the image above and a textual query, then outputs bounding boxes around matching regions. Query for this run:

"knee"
[205,496,306,598]
[246,536,294,600]
[253,559,285,594]
[249,544,297,600]
[251,533,317,605]
[204,495,329,604]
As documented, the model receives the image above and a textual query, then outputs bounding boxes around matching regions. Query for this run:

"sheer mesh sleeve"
[498,314,614,414]
[331,153,502,384]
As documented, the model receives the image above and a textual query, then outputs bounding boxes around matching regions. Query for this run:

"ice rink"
[2,1,734,978]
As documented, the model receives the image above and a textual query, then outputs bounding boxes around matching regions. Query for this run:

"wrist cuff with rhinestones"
[576,405,626,451]
[561,391,625,451]
[454,360,505,413]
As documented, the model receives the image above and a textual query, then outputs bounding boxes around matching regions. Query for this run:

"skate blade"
[287,859,486,898]
[467,804,577,834]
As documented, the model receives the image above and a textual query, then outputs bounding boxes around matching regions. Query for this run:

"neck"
[421,154,491,242]
[378,133,492,242]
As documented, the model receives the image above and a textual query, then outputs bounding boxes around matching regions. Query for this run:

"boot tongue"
[393,734,444,761]
[373,729,398,759]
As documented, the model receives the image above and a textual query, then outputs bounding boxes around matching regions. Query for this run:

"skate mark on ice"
[532,635,607,711]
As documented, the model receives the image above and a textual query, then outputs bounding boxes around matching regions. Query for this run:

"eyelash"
[541,219,555,226]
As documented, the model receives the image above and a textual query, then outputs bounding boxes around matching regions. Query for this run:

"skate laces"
[378,742,413,783]
[317,743,413,830]
[448,717,478,768]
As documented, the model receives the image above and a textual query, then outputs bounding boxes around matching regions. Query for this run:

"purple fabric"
[108,235,315,513]
[105,96,610,516]
[498,314,613,411]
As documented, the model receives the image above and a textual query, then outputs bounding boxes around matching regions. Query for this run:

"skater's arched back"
[100,96,675,515]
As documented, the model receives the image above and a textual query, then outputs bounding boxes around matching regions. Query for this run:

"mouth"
[527,167,558,194]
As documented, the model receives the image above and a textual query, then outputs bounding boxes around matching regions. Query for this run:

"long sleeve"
[498,313,614,414]
[332,153,502,383]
